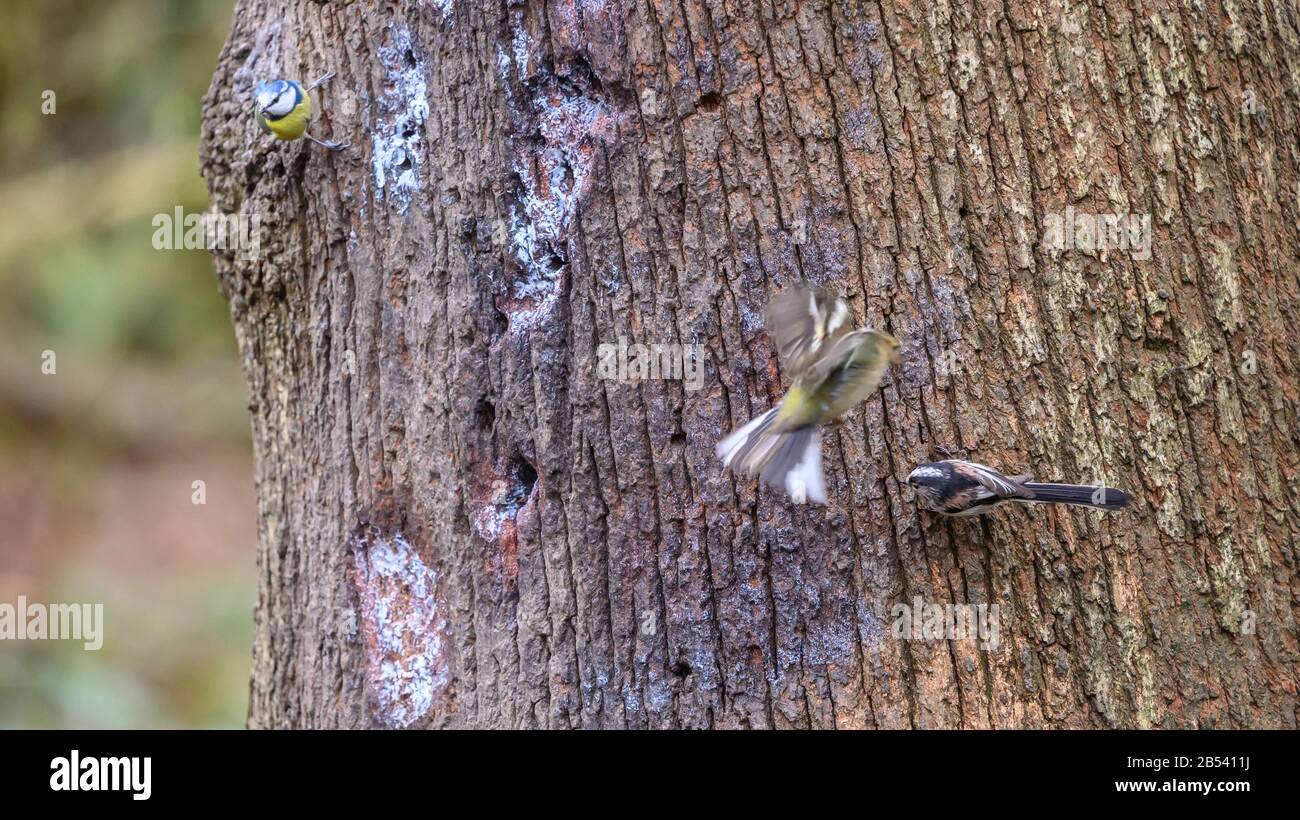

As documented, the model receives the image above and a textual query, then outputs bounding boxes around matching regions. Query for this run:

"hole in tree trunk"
[517,459,538,499]
[697,91,721,111]
[475,399,495,432]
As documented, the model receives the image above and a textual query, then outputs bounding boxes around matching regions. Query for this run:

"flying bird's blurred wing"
[765,285,852,376]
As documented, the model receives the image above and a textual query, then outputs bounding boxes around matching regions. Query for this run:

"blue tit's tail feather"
[716,410,827,504]
[1022,482,1131,510]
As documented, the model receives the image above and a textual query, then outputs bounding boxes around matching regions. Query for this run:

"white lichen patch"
[494,26,623,332]
[499,267,560,332]
[351,530,450,728]
[472,476,528,541]
[511,26,532,78]
[371,27,430,213]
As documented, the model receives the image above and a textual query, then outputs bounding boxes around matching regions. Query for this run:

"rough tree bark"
[200,0,1300,728]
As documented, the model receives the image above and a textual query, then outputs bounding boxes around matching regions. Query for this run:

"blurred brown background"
[0,0,253,727]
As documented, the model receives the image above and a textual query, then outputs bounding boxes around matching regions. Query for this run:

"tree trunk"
[200,0,1300,728]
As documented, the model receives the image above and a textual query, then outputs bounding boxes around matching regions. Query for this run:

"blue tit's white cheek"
[259,89,292,115]
[259,87,296,118]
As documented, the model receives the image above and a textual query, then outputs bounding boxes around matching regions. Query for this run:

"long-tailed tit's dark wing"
[950,460,1033,499]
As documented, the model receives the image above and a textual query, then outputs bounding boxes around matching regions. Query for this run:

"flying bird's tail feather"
[762,427,825,505]
[716,409,827,504]
[1023,482,1131,511]
[716,407,780,467]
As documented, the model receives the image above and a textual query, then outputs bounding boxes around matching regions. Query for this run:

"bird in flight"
[717,285,900,504]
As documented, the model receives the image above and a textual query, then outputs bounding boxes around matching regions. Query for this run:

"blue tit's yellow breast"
[263,83,312,140]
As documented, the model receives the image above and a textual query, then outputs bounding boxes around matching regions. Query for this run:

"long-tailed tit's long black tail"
[1023,482,1131,510]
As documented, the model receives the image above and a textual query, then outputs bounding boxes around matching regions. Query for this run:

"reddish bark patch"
[469,457,538,588]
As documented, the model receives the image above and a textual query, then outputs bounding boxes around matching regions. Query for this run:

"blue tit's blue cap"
[257,79,291,94]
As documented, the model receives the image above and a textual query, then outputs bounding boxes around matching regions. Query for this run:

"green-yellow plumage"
[774,328,900,430]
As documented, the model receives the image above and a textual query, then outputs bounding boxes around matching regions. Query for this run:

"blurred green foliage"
[0,0,238,369]
[0,0,254,728]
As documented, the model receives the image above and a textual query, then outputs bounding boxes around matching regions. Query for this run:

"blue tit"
[717,286,901,504]
[255,72,348,150]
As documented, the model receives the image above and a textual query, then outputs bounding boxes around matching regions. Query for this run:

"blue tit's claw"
[306,133,349,150]
[307,71,336,91]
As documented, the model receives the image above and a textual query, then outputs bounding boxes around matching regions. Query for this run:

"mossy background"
[0,0,253,727]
